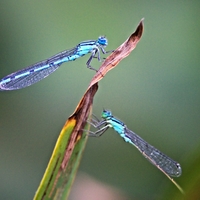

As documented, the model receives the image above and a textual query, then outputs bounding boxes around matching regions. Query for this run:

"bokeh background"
[0,1,200,200]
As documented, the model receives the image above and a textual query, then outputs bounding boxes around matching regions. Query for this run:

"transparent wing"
[124,127,182,177]
[0,47,77,90]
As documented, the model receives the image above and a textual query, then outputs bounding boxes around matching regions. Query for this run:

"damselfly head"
[102,109,112,119]
[98,36,108,46]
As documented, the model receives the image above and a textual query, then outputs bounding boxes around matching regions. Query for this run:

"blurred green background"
[0,1,200,200]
